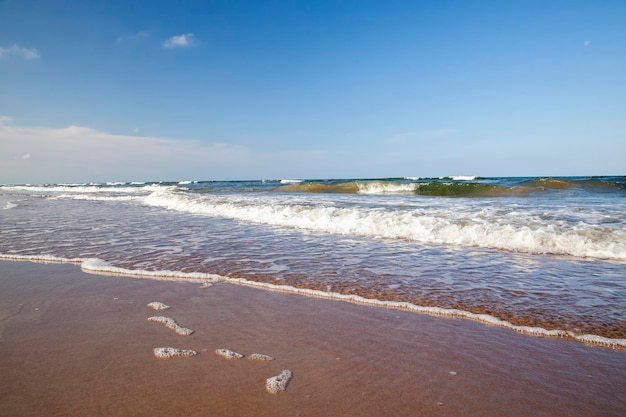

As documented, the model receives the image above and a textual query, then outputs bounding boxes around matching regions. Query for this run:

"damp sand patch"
[147,301,170,311]
[148,316,194,336]
[248,353,275,361]
[153,347,198,359]
[266,370,293,394]
[215,348,244,359]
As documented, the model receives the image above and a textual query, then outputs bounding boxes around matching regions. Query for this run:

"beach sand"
[0,260,624,417]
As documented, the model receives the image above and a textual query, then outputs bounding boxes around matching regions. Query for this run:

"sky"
[1,0,624,184]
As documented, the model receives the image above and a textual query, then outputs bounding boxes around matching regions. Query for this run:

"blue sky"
[1,0,624,183]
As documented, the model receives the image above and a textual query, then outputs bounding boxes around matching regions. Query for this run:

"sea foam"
[148,316,194,336]
[147,301,171,311]
[141,187,626,260]
[248,353,275,361]
[215,349,244,359]
[266,370,293,394]
[153,347,197,359]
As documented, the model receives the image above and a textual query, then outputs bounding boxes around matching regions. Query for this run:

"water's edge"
[2,254,623,350]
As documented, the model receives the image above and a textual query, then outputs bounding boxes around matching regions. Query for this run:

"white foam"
[80,258,224,283]
[153,347,197,359]
[147,302,171,311]
[280,179,302,184]
[356,181,417,194]
[0,253,83,264]
[141,188,626,260]
[266,370,293,394]
[248,353,275,361]
[451,176,477,181]
[215,348,244,359]
[148,316,194,336]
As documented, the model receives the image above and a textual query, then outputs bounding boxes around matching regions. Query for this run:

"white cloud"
[0,44,40,60]
[163,33,196,48]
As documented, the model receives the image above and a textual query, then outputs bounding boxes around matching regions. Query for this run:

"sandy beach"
[0,260,624,417]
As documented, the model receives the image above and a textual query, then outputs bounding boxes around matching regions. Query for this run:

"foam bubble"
[147,301,171,311]
[248,353,275,361]
[153,347,197,359]
[148,316,194,336]
[215,348,244,359]
[266,370,293,394]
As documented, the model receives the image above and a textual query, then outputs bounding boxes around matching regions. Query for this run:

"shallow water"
[1,261,624,417]
[1,177,625,340]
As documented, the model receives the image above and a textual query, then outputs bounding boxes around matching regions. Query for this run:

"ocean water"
[1,176,625,346]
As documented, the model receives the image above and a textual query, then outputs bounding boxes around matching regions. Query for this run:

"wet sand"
[0,260,624,417]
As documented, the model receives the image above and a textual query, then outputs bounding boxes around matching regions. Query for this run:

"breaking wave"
[142,187,626,260]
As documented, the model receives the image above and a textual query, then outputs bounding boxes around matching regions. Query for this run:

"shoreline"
[0,260,625,416]
[2,254,625,348]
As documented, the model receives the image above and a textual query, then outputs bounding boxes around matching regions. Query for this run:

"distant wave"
[279,180,534,197]
[523,177,626,192]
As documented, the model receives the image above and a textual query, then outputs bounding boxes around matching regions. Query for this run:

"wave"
[1,183,165,195]
[524,177,626,192]
[2,200,16,209]
[2,254,623,348]
[279,182,360,194]
[278,180,540,197]
[142,188,626,260]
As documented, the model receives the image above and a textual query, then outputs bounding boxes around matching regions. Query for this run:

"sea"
[1,176,625,347]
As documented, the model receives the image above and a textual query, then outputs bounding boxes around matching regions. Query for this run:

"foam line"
[266,370,293,394]
[1,254,624,349]
[215,349,244,359]
[147,302,171,311]
[153,347,197,359]
[225,277,626,349]
[148,316,194,336]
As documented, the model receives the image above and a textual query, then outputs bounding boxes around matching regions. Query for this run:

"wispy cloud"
[0,44,40,60]
[163,33,196,48]
[0,117,252,183]
[115,31,149,46]
[0,117,349,183]
[584,40,591,47]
